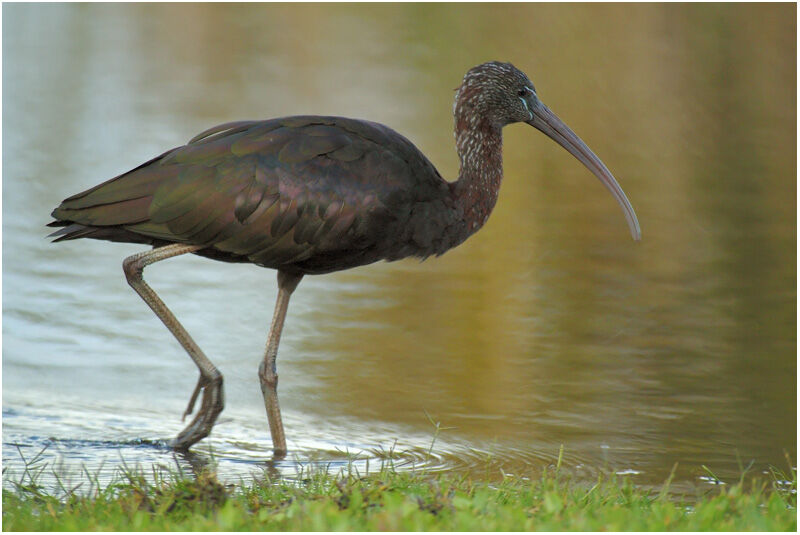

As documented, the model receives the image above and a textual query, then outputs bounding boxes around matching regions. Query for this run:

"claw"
[182,375,206,421]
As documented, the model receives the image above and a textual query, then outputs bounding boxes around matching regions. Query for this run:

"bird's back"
[50,116,458,274]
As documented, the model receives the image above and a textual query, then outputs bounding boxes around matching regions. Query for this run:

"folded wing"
[50,116,446,271]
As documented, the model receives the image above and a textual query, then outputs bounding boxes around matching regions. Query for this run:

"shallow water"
[3,4,796,495]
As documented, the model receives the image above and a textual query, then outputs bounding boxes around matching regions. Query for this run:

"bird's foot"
[171,373,225,451]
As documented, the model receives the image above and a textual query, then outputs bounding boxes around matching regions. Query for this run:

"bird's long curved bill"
[528,102,641,241]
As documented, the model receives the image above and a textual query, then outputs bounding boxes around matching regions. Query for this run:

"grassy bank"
[3,458,795,531]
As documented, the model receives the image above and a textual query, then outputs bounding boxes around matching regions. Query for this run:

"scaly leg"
[258,270,303,458]
[122,243,225,451]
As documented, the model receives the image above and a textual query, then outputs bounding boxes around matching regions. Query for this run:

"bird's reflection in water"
[172,448,283,483]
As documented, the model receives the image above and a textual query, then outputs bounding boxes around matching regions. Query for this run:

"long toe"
[171,374,225,451]
[182,375,207,421]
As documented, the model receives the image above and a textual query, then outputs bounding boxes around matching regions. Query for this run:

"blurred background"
[3,4,795,494]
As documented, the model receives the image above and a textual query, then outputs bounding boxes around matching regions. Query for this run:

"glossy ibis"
[49,61,640,457]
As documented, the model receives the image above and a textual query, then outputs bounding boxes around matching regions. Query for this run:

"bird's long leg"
[122,243,225,451]
[258,270,303,458]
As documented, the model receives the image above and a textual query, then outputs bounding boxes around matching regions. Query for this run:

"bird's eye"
[517,88,527,97]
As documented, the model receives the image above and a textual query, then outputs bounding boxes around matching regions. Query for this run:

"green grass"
[3,451,796,531]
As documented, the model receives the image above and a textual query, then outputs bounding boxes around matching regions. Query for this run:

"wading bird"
[49,62,640,457]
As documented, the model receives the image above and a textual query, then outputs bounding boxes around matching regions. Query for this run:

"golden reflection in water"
[3,3,795,483]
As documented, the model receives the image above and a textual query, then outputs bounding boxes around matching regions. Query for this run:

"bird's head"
[455,61,539,126]
[455,61,641,241]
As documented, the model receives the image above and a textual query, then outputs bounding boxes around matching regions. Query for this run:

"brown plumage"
[50,116,453,274]
[49,62,640,456]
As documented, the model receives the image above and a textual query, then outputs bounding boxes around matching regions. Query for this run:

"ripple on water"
[3,400,610,495]
[3,401,744,501]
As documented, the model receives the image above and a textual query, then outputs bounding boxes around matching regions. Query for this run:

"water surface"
[3,4,796,495]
